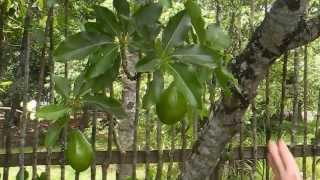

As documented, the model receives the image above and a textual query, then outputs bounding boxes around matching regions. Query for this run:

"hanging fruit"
[66,129,94,172]
[156,84,187,125]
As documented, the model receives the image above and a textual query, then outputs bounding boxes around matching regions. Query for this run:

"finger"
[268,141,285,174]
[277,139,299,171]
[267,153,281,179]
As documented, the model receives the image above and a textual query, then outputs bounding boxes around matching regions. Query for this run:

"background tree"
[0,0,320,179]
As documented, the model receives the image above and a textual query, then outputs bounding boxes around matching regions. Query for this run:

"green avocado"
[156,84,187,125]
[66,129,94,172]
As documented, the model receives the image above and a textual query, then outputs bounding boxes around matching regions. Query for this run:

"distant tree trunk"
[46,7,54,179]
[2,2,33,179]
[117,44,138,180]
[181,0,320,179]
[0,2,4,74]
[0,1,4,55]
[33,6,53,180]
[17,0,33,179]
[0,0,7,78]
[0,0,7,156]
[291,50,299,145]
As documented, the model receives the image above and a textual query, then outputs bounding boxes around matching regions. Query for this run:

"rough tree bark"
[117,45,138,180]
[181,0,320,179]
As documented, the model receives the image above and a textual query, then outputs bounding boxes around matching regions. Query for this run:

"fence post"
[312,90,320,180]
[132,74,141,179]
[302,45,308,180]
[91,110,97,180]
[144,74,151,180]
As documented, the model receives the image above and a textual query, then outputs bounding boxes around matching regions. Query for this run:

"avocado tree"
[180,0,320,179]
[34,0,320,179]
[37,0,233,178]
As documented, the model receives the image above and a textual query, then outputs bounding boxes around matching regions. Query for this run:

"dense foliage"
[1,0,320,179]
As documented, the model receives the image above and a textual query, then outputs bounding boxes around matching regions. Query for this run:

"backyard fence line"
[1,145,320,167]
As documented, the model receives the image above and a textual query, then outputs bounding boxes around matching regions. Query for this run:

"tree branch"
[180,0,317,179]
[286,16,320,49]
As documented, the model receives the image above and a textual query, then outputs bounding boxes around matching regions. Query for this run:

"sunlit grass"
[1,165,148,180]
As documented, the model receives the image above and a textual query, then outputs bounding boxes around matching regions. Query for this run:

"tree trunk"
[18,0,33,179]
[181,0,320,179]
[117,45,138,180]
[0,0,7,157]
[0,0,8,79]
[33,6,53,180]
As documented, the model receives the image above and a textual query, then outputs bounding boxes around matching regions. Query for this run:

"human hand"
[267,139,301,180]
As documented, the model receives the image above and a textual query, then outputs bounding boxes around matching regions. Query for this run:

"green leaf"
[159,0,172,8]
[134,3,162,31]
[54,32,113,62]
[45,117,68,148]
[18,0,26,16]
[206,24,231,50]
[197,66,213,84]
[168,63,202,108]
[113,0,130,17]
[142,71,164,108]
[135,56,160,72]
[54,76,70,99]
[83,95,127,119]
[214,66,234,96]
[172,45,221,69]
[152,70,164,102]
[73,74,91,98]
[185,0,206,44]
[89,55,121,92]
[36,104,71,121]
[0,81,12,87]
[84,22,104,34]
[132,3,162,46]
[162,10,191,51]
[95,5,120,36]
[131,27,161,52]
[38,0,44,10]
[86,45,119,78]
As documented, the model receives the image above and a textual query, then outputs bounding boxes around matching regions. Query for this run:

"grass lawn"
[1,165,148,179]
